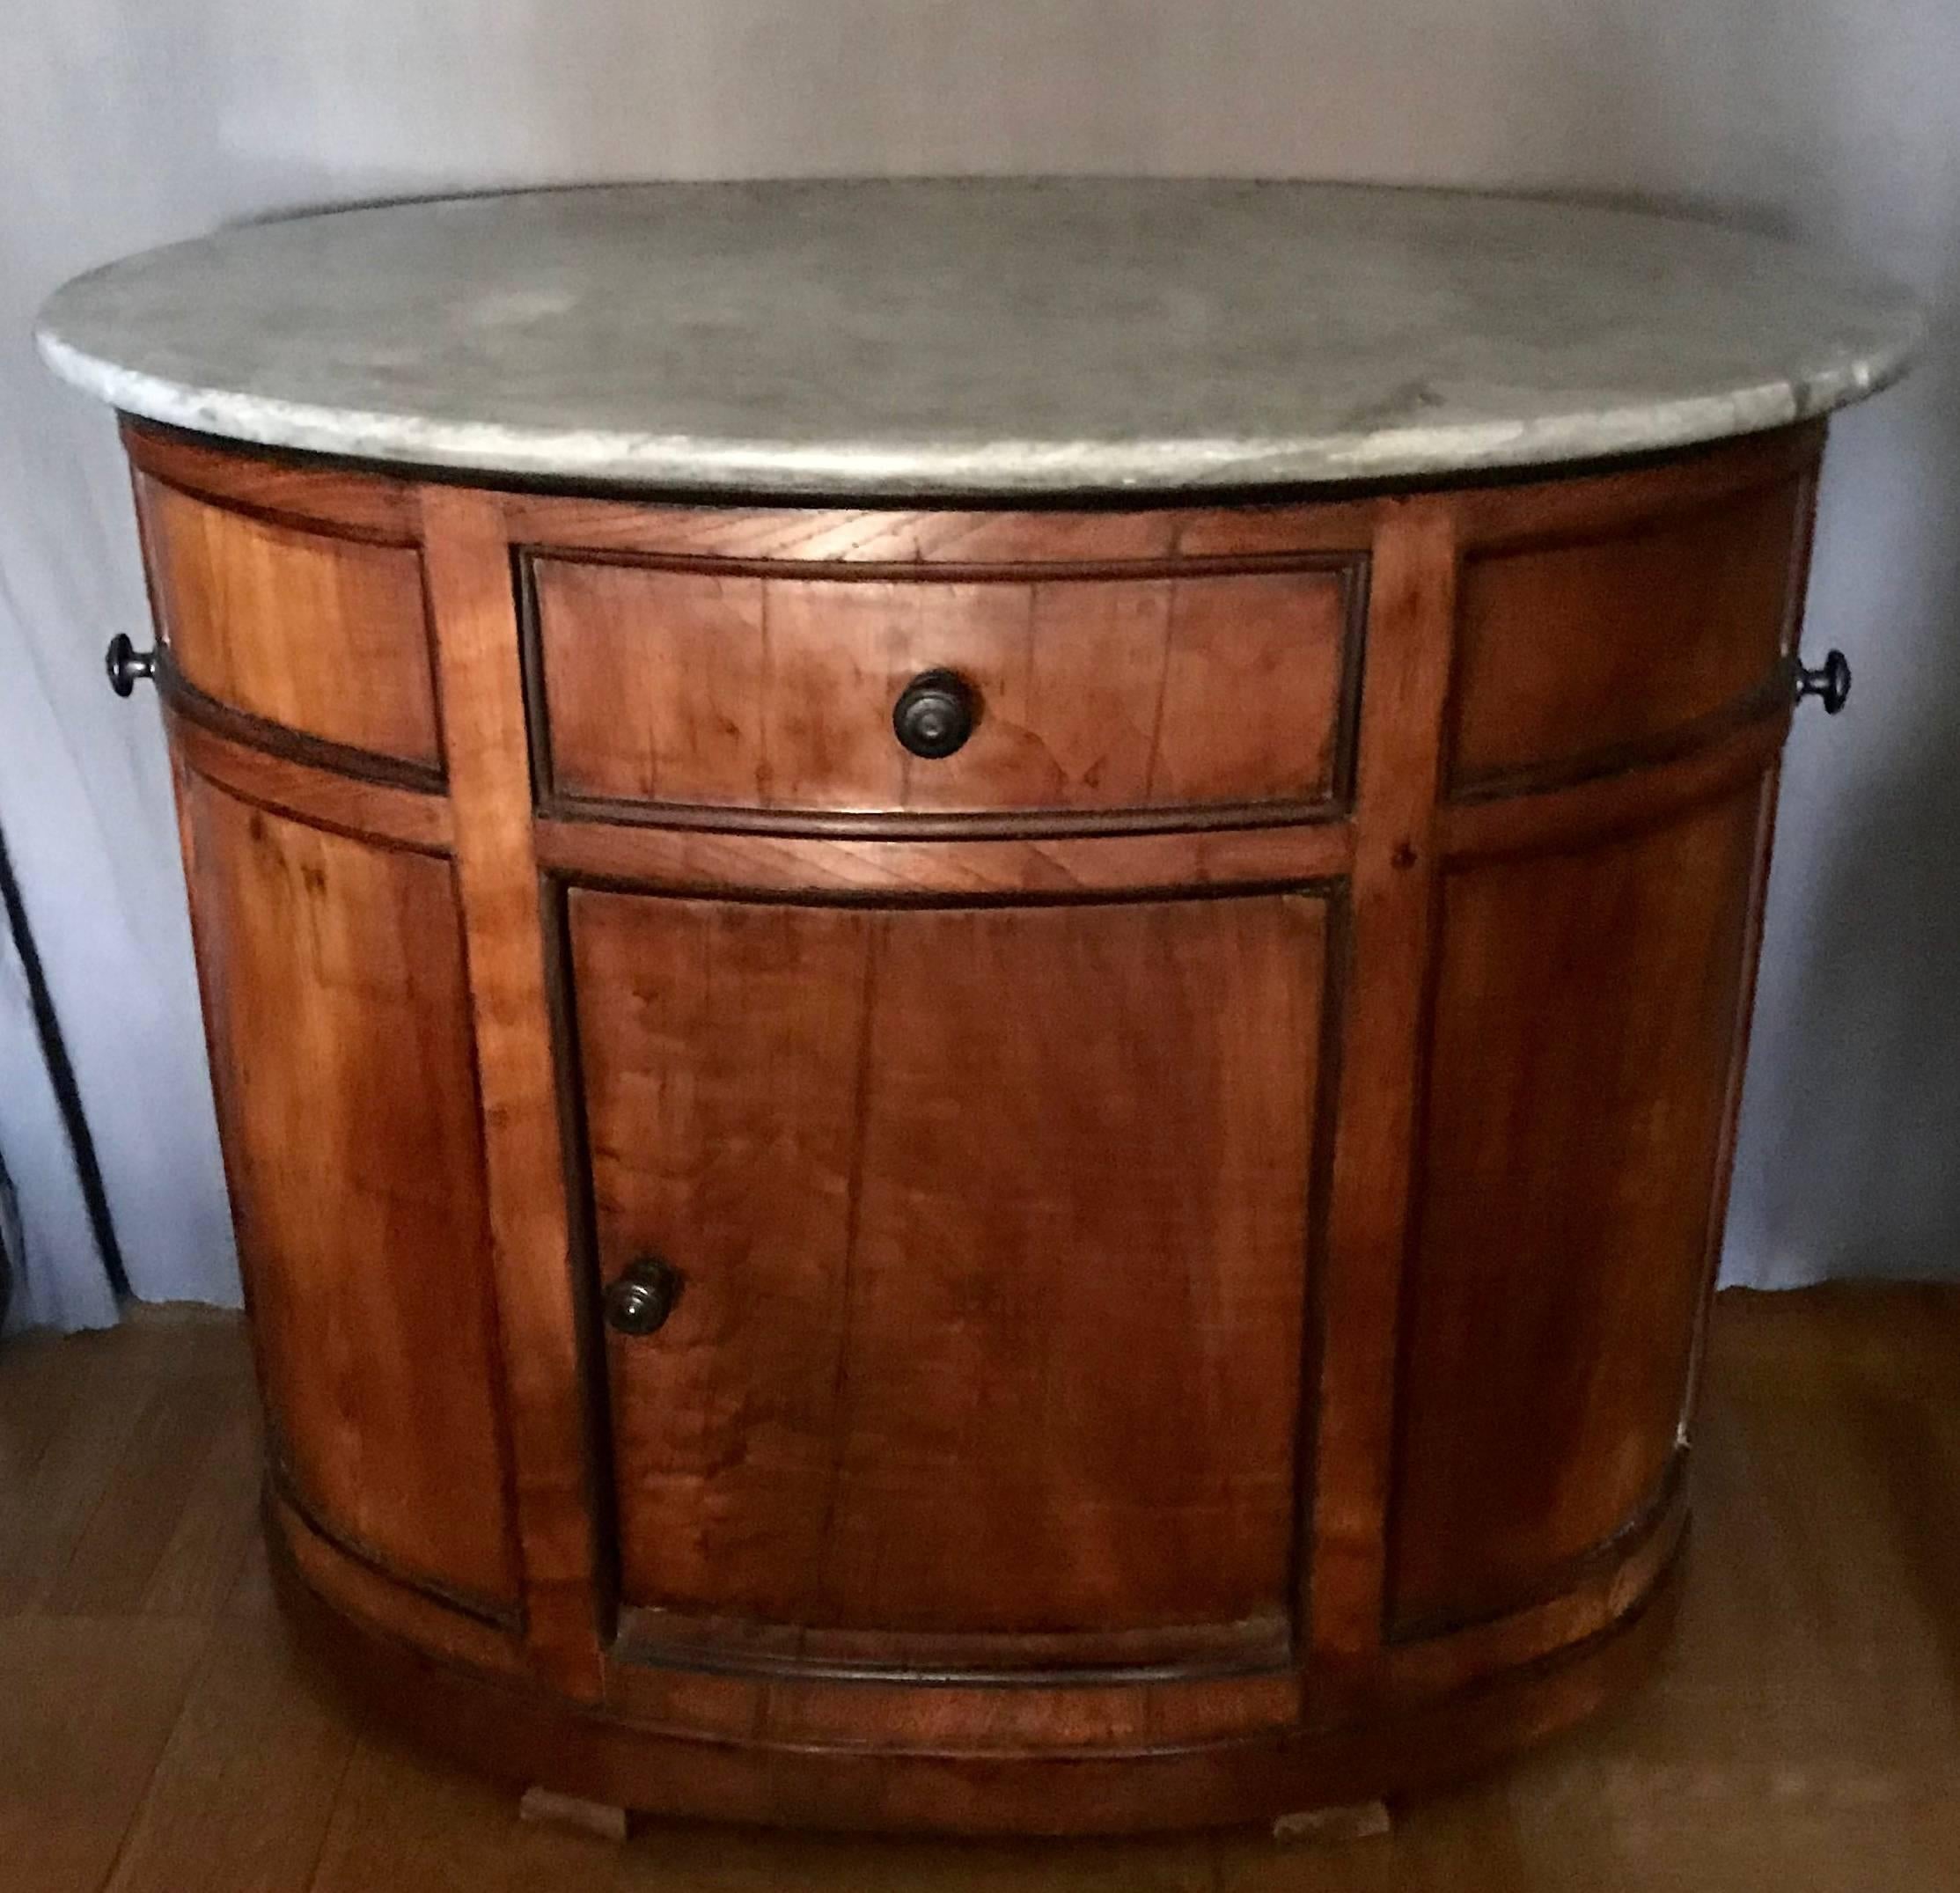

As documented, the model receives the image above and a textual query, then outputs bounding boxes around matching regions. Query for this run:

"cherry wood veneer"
[532,559,1357,818]
[121,417,1821,1833]
[136,474,444,774]
[573,890,1325,1659]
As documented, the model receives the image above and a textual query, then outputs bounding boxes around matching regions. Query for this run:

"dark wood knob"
[105,634,158,698]
[603,1255,683,1337]
[1795,649,1852,715]
[892,669,977,759]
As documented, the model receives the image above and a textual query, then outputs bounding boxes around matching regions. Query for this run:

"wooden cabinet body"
[128,420,1817,1832]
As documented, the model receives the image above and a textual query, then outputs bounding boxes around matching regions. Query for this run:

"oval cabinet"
[112,420,1809,1826]
[38,180,1918,1833]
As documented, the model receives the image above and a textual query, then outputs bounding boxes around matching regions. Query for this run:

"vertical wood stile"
[1306,497,1459,1706]
[419,486,604,1699]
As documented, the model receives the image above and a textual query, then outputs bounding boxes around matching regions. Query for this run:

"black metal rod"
[0,816,128,1303]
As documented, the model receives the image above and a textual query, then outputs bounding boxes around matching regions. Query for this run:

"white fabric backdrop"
[4,0,1956,1327]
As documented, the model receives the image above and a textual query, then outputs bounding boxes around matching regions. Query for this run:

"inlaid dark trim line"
[1436,702,1790,865]
[1446,657,1798,806]
[168,711,455,858]
[268,1462,524,1632]
[159,657,448,794]
[1383,1444,1691,1647]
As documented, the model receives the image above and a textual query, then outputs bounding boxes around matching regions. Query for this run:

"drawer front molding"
[523,551,1366,827]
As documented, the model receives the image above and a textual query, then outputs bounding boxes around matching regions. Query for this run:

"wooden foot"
[518,1786,630,1840]
[1272,1799,1391,1844]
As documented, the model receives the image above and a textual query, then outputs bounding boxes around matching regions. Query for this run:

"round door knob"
[603,1255,683,1337]
[892,669,978,759]
[1795,649,1852,715]
[105,634,158,698]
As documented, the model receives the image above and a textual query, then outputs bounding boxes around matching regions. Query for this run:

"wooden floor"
[3,1286,1957,1891]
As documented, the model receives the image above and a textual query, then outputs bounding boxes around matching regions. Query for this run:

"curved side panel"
[178,773,520,1616]
[137,476,444,774]
[1389,777,1770,1635]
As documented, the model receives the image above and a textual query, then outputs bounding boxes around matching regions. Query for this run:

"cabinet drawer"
[137,478,442,771]
[528,557,1359,819]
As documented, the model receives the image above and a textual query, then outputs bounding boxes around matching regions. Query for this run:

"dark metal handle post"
[105,634,158,698]
[1795,649,1852,715]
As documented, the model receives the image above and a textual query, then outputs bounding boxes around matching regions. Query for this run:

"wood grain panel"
[532,560,1352,816]
[138,477,441,769]
[1389,782,1769,1633]
[572,894,870,1637]
[1450,476,1806,790]
[178,777,518,1612]
[570,891,1326,1650]
[1148,572,1351,802]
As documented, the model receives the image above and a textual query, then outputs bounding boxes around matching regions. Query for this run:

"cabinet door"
[569,891,1330,1670]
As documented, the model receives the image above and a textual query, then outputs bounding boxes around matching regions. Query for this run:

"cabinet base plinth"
[271,1539,1680,1838]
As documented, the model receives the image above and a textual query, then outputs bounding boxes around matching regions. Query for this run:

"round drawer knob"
[603,1256,683,1337]
[1795,649,1852,715]
[892,669,978,759]
[105,634,158,698]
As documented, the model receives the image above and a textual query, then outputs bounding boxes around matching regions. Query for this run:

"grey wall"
[4,0,1956,1323]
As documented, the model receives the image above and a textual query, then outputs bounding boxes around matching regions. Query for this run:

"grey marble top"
[36,180,1923,498]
